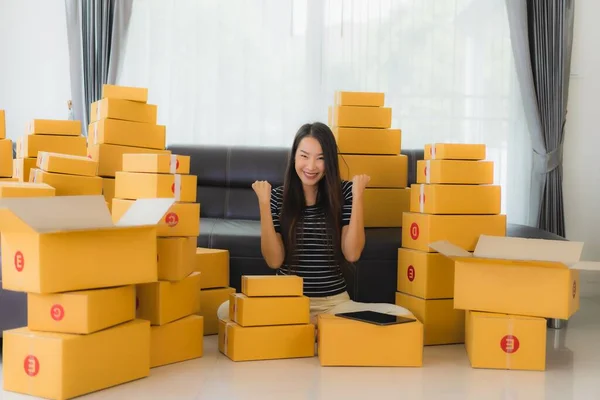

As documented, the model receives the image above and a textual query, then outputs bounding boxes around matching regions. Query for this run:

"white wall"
[0,0,72,141]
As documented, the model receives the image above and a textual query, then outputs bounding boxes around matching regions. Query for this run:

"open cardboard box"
[430,235,600,320]
[0,195,174,294]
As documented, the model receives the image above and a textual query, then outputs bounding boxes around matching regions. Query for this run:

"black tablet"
[335,310,417,326]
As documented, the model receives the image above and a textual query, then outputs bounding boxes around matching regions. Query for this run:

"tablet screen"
[335,311,416,326]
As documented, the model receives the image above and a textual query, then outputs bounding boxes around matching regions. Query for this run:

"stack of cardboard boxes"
[0,195,172,399]
[29,152,102,196]
[396,143,506,346]
[218,275,314,362]
[0,109,14,182]
[328,91,409,227]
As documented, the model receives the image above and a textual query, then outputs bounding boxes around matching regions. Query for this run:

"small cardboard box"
[150,315,204,368]
[397,248,455,299]
[0,182,55,198]
[2,319,150,400]
[198,287,236,335]
[1,139,13,177]
[0,109,5,139]
[16,134,87,159]
[88,119,166,150]
[424,143,486,161]
[195,248,230,289]
[395,292,465,346]
[317,314,423,367]
[12,157,36,182]
[218,319,315,362]
[27,286,135,334]
[465,310,547,371]
[30,168,103,196]
[112,198,200,237]
[339,154,408,188]
[229,293,310,327]
[114,171,197,203]
[37,151,98,177]
[363,188,410,227]
[329,105,392,129]
[335,91,385,107]
[416,160,494,185]
[430,235,600,320]
[136,272,202,326]
[87,143,171,178]
[122,154,191,175]
[241,275,303,297]
[102,177,115,210]
[157,237,197,282]
[0,195,173,293]
[410,184,501,214]
[334,127,401,155]
[27,119,81,136]
[402,212,507,252]
[90,98,157,124]
[102,84,148,103]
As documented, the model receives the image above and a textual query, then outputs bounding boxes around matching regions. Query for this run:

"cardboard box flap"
[428,240,473,259]
[115,198,175,227]
[473,235,583,264]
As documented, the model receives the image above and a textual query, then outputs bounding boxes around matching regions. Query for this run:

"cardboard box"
[335,91,385,107]
[241,275,303,297]
[30,168,103,196]
[424,143,486,160]
[218,319,315,361]
[195,248,229,289]
[317,314,423,367]
[410,184,501,214]
[112,198,200,237]
[27,286,135,334]
[395,292,465,346]
[90,98,157,124]
[13,157,38,182]
[198,287,235,335]
[136,272,202,326]
[16,134,87,159]
[1,139,13,177]
[397,248,454,299]
[229,293,310,327]
[334,127,400,155]
[0,195,173,293]
[0,182,55,198]
[339,154,408,188]
[102,177,115,210]
[87,143,171,178]
[27,119,81,136]
[88,119,166,150]
[402,212,507,252]
[363,188,410,227]
[430,235,600,319]
[150,315,204,368]
[416,160,494,185]
[0,177,17,182]
[0,109,5,139]
[115,171,197,202]
[465,310,547,371]
[102,84,149,103]
[2,319,150,400]
[37,151,98,177]
[329,105,392,129]
[158,237,197,282]
[123,153,190,174]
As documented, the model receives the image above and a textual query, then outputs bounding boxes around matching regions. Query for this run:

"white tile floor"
[2,295,599,400]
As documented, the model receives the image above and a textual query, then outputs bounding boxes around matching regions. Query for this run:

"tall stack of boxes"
[30,152,102,196]
[0,195,172,399]
[396,143,507,346]
[328,91,409,227]
[218,275,314,362]
[0,109,14,182]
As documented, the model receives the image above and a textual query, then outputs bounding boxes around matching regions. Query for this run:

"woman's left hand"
[352,174,370,199]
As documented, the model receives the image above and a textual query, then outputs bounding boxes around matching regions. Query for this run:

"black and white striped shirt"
[270,180,353,298]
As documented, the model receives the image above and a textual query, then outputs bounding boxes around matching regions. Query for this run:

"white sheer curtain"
[118,0,531,224]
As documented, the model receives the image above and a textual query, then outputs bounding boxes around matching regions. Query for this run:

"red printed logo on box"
[170,159,180,170]
[410,223,419,240]
[50,304,65,321]
[23,355,40,377]
[407,265,415,282]
[424,166,428,177]
[165,212,179,227]
[500,335,520,354]
[14,251,25,272]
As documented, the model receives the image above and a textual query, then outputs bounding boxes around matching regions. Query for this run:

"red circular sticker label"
[410,223,419,240]
[407,265,415,282]
[424,166,428,176]
[500,335,520,354]
[23,355,40,377]
[164,212,179,227]
[50,304,64,321]
[573,281,577,298]
[14,251,25,272]
[171,183,175,193]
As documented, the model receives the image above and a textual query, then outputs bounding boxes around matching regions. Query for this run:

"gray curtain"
[506,0,575,237]
[65,0,133,136]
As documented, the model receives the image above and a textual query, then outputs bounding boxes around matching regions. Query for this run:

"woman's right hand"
[252,180,272,206]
